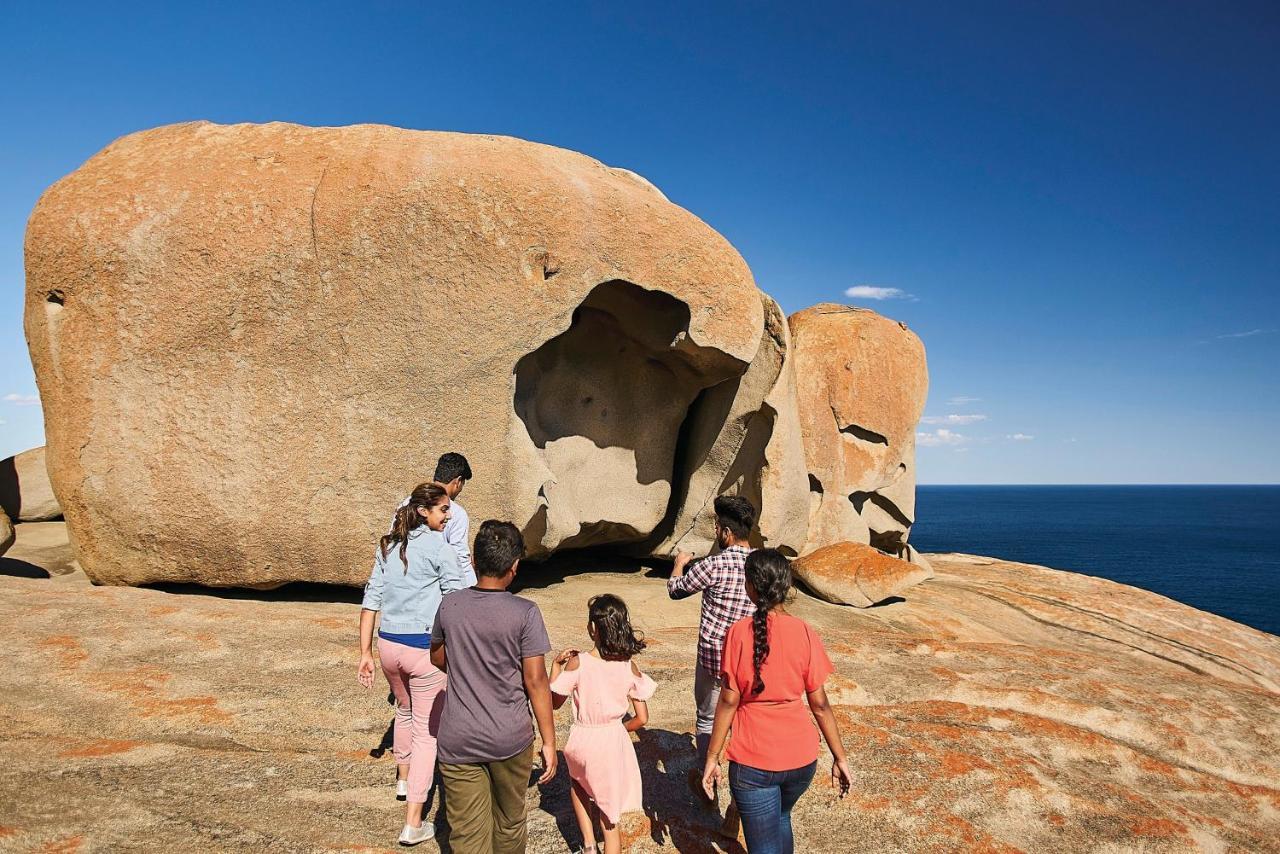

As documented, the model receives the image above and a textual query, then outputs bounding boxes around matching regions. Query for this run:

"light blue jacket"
[361,528,466,634]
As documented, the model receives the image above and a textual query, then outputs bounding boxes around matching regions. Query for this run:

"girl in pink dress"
[550,594,657,854]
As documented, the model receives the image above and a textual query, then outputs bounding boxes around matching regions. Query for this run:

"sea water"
[911,485,1280,637]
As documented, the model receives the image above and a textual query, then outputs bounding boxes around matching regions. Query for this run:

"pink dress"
[550,653,657,824]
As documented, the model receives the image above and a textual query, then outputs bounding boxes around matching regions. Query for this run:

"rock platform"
[1,524,1277,852]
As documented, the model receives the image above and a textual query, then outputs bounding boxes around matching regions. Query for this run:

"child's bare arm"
[550,652,579,710]
[624,699,648,732]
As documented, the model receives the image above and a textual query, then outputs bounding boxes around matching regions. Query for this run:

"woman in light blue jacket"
[357,481,465,846]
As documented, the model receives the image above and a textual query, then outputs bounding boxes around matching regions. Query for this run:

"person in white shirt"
[394,453,476,587]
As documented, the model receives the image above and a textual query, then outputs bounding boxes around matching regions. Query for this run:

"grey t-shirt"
[435,587,552,764]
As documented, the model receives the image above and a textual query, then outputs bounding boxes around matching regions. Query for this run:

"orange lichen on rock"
[38,635,87,669]
[792,540,930,606]
[59,739,143,758]
[86,666,231,723]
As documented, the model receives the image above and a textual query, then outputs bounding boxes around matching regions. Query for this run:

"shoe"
[688,767,714,805]
[395,779,408,801]
[398,823,435,846]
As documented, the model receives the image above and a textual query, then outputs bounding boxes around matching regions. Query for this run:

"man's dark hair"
[473,520,525,577]
[434,452,472,484]
[713,495,755,540]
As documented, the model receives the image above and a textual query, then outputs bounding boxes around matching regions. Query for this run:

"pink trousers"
[378,638,447,803]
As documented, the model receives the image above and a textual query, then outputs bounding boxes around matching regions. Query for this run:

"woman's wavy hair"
[588,594,647,660]
[744,548,793,696]
[380,482,448,571]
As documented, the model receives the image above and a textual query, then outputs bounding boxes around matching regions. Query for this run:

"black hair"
[381,483,449,571]
[713,494,755,541]
[473,520,524,578]
[743,548,792,696]
[434,452,472,484]
[588,594,647,660]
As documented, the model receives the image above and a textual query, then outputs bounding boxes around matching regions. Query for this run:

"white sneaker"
[398,823,435,846]
[395,779,408,801]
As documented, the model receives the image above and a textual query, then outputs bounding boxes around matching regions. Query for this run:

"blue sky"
[1,1,1277,482]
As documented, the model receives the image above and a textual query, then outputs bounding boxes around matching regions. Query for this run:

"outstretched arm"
[667,553,714,600]
[549,650,579,711]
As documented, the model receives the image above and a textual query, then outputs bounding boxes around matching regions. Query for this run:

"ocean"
[910,485,1280,638]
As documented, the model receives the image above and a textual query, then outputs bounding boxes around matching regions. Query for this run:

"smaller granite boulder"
[0,508,13,556]
[791,540,931,606]
[0,446,62,522]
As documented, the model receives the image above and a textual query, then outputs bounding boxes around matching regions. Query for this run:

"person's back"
[430,520,556,854]
[369,528,464,636]
[701,549,852,854]
[666,494,757,800]
[434,586,547,764]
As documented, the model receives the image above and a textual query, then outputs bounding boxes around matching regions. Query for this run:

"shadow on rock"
[0,557,50,579]
[143,580,363,604]
[635,727,745,853]
[513,550,673,594]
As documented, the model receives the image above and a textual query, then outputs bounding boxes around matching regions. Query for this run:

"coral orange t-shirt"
[720,612,834,771]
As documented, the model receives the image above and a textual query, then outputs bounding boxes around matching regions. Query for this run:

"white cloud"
[921,414,987,425]
[1007,433,1034,441]
[845,285,916,301]
[3,393,39,406]
[946,396,981,406]
[1215,329,1271,339]
[917,428,968,447]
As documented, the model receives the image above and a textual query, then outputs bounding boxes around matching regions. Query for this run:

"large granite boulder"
[0,508,13,556]
[0,445,62,522]
[792,540,931,606]
[789,304,928,559]
[24,122,800,586]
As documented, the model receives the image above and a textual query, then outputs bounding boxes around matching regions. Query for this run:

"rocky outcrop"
[0,446,62,522]
[24,122,938,588]
[0,509,13,556]
[789,304,928,559]
[792,540,931,606]
[1,547,1276,851]
[24,122,793,586]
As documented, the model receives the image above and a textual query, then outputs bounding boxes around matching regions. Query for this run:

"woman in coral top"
[701,548,853,853]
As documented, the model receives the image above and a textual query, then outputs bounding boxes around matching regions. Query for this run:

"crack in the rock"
[979,583,1278,689]
[309,164,328,263]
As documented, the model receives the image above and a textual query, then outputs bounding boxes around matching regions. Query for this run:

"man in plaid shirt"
[667,494,756,802]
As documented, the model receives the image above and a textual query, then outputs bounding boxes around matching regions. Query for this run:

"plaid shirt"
[667,544,755,675]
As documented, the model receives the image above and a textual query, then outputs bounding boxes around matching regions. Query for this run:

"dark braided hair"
[380,482,448,571]
[744,548,792,696]
[588,594,647,660]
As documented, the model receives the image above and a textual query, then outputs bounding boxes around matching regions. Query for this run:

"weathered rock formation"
[0,446,62,522]
[24,122,928,588]
[792,540,931,606]
[2,544,1277,851]
[0,509,13,556]
[789,304,928,564]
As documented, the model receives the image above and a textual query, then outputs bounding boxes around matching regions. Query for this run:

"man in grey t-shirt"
[431,521,555,854]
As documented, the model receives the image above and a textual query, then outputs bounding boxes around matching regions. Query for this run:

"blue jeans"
[728,760,817,853]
